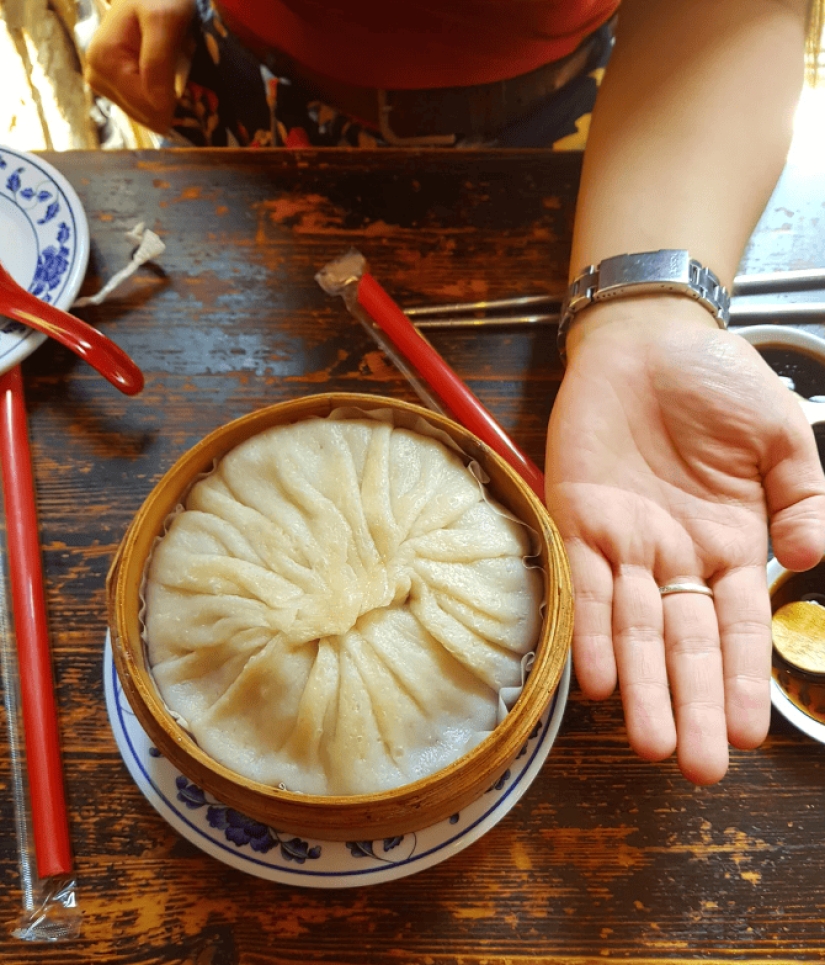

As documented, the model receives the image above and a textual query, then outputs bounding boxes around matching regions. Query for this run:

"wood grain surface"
[0,148,824,964]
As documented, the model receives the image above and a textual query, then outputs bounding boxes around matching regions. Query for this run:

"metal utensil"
[404,267,825,330]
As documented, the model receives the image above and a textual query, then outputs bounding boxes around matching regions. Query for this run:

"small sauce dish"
[769,556,825,742]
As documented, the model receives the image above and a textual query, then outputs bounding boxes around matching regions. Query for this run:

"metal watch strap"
[557,250,731,364]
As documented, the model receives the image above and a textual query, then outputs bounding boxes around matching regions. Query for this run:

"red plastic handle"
[0,262,143,396]
[357,272,545,498]
[0,366,73,877]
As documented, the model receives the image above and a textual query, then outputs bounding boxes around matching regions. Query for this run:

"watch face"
[598,250,694,296]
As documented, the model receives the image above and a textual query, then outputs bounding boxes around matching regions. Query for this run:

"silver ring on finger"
[658,580,714,599]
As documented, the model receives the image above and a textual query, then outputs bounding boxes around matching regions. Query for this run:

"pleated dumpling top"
[143,416,544,796]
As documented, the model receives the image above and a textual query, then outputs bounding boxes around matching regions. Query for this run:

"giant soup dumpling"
[143,416,544,796]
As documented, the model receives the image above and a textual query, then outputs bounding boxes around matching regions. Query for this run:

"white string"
[73,222,166,308]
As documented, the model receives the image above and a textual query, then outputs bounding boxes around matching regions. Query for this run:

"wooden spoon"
[0,260,143,395]
[772,600,825,676]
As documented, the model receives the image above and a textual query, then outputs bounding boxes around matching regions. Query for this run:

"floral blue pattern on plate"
[104,634,570,887]
[0,145,90,372]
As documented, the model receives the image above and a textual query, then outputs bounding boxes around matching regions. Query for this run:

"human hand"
[86,0,196,133]
[545,298,825,784]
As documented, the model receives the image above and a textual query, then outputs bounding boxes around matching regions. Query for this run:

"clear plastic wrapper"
[0,373,81,941]
[316,248,546,497]
[0,538,81,941]
[315,249,448,416]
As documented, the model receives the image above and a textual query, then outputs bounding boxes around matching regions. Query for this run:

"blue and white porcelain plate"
[0,145,90,371]
[104,634,570,888]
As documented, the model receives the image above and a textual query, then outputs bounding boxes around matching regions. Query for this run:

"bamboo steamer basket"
[107,393,573,841]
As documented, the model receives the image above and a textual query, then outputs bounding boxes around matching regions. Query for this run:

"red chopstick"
[0,365,72,878]
[357,272,546,499]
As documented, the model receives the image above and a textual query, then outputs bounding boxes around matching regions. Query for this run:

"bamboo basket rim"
[107,392,573,837]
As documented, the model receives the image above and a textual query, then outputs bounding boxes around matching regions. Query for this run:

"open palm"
[545,310,825,784]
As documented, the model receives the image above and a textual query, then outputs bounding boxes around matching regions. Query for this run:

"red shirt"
[217,0,620,89]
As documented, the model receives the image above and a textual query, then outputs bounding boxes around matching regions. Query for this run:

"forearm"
[570,0,807,289]
[547,0,823,786]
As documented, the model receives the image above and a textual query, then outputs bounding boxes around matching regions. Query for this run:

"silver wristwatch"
[558,250,731,362]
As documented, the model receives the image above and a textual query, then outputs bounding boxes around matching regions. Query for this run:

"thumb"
[764,400,825,572]
[771,489,825,571]
[138,6,194,111]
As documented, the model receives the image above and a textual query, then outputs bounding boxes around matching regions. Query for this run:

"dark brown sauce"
[773,659,825,723]
[771,560,825,724]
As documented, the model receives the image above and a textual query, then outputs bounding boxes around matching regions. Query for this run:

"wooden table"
[1,148,825,964]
